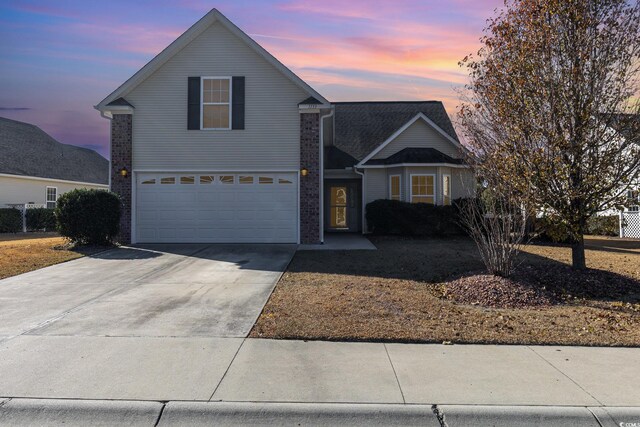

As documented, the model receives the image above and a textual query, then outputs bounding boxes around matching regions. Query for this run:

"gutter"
[319,107,334,244]
[353,167,365,234]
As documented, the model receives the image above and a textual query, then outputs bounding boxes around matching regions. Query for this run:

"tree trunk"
[571,234,587,270]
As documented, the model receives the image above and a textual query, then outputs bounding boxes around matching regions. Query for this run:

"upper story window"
[389,175,401,201]
[201,77,231,130]
[46,186,57,209]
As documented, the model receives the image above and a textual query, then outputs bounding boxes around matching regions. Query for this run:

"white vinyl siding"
[372,119,461,160]
[364,169,387,205]
[125,22,308,170]
[0,175,107,208]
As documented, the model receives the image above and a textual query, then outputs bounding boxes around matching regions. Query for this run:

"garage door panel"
[136,172,298,243]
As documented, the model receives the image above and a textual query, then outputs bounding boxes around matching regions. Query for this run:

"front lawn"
[0,233,97,280]
[251,236,640,346]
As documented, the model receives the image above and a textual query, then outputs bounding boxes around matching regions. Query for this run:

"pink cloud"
[66,22,183,56]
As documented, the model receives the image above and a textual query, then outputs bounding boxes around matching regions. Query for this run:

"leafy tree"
[459,0,640,269]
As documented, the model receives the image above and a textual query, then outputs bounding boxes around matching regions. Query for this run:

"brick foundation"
[110,114,132,244]
[299,113,321,244]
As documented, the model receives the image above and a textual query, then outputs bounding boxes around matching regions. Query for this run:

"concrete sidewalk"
[0,339,639,425]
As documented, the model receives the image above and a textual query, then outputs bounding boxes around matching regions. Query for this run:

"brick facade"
[110,114,133,244]
[299,112,320,244]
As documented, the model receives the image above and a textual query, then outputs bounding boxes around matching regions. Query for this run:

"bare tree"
[458,183,530,277]
[459,0,640,269]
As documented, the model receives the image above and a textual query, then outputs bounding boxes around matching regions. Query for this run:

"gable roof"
[0,117,108,185]
[363,147,464,166]
[332,102,460,162]
[96,9,329,111]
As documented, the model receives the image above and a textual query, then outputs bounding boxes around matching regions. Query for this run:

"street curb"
[0,398,163,427]
[1,399,639,426]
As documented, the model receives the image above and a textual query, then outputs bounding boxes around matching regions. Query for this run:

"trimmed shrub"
[26,208,56,231]
[0,208,22,233]
[365,199,468,237]
[55,189,121,245]
[586,215,619,237]
[535,214,619,243]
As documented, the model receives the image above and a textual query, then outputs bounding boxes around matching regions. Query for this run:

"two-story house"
[96,9,473,245]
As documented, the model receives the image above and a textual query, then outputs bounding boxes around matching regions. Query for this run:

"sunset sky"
[0,0,504,158]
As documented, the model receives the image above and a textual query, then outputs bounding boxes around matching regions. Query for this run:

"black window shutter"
[232,76,245,130]
[187,77,200,130]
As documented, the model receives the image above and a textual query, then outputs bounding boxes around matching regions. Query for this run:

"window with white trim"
[201,77,231,129]
[411,175,435,204]
[46,187,57,209]
[628,190,640,212]
[389,175,401,201]
[442,174,451,206]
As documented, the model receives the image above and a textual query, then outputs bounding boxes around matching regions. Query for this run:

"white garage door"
[135,172,298,243]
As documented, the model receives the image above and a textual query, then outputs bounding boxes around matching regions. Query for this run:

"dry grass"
[251,236,640,346]
[0,233,89,279]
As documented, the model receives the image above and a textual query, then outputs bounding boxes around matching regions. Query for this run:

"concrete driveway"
[0,244,294,401]
[0,243,295,339]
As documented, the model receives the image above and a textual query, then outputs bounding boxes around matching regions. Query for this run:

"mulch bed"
[442,273,557,308]
[443,264,640,309]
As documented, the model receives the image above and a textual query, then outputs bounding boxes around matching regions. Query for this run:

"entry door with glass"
[325,181,361,232]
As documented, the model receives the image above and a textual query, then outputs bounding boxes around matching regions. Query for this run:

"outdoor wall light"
[300,168,309,177]
[119,167,129,178]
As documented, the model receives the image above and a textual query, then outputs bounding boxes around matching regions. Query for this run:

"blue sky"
[0,0,503,158]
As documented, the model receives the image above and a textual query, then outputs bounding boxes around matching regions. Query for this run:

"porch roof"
[363,147,464,166]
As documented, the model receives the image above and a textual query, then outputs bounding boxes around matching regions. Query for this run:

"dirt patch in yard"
[0,233,105,280]
[251,236,640,346]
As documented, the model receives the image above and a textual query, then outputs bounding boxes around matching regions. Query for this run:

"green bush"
[55,189,121,245]
[534,215,573,243]
[26,208,56,231]
[535,214,619,243]
[586,215,619,237]
[365,199,468,237]
[0,208,22,233]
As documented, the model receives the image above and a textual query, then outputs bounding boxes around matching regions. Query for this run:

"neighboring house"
[0,117,109,209]
[95,9,473,245]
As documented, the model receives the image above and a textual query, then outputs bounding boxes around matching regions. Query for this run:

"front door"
[325,180,361,232]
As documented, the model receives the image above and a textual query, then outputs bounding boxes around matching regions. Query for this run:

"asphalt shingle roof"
[324,146,358,169]
[364,147,464,166]
[106,97,134,107]
[0,117,108,184]
[333,101,459,162]
[299,96,323,105]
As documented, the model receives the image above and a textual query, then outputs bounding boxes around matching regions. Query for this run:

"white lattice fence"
[5,203,46,232]
[620,212,640,239]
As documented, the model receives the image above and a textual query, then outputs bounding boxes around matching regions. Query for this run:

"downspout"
[319,107,334,244]
[354,166,365,234]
